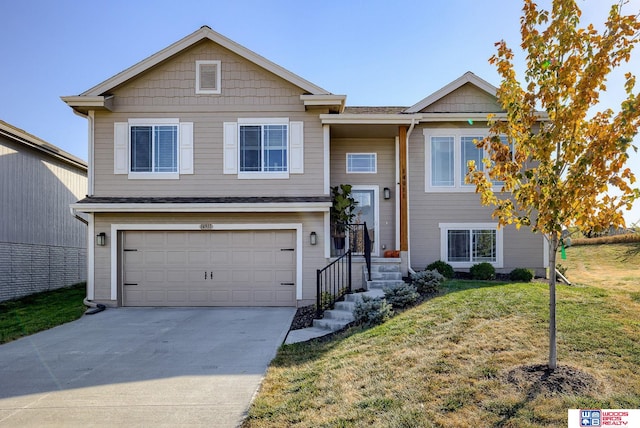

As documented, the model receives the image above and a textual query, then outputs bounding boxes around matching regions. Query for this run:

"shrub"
[556,264,568,276]
[353,296,393,326]
[470,262,495,280]
[411,269,445,295]
[383,283,419,309]
[426,260,455,279]
[509,268,533,282]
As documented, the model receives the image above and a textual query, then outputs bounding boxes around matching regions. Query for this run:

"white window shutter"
[179,122,194,174]
[114,122,128,174]
[289,121,304,174]
[223,122,238,174]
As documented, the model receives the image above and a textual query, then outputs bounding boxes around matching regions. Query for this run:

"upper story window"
[346,153,377,173]
[196,60,221,94]
[113,118,194,179]
[223,118,304,179]
[424,129,509,192]
[240,124,288,173]
[131,125,178,173]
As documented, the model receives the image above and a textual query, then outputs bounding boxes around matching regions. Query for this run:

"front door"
[351,186,379,256]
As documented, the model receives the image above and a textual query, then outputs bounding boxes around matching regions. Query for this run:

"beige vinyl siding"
[92,111,324,197]
[0,136,88,301]
[330,138,397,253]
[408,124,545,274]
[419,83,503,114]
[92,212,325,306]
[91,41,325,197]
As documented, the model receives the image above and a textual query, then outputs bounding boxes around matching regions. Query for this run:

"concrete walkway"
[0,307,295,428]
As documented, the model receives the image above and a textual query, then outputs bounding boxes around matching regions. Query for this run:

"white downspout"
[405,118,416,274]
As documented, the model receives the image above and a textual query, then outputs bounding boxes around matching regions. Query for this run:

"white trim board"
[110,223,304,302]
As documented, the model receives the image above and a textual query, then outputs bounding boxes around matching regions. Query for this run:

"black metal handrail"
[316,250,352,318]
[363,222,372,282]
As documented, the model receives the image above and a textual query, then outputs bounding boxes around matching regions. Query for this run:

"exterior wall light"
[310,231,317,245]
[96,232,106,246]
[383,187,391,199]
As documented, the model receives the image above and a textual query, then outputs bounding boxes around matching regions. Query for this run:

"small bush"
[556,263,568,276]
[411,269,445,295]
[509,268,533,282]
[470,262,495,280]
[426,260,455,279]
[353,296,393,326]
[383,283,419,309]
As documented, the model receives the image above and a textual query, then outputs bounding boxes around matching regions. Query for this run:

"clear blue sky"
[1,0,639,224]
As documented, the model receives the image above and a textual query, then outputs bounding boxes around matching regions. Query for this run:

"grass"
[243,244,640,427]
[0,283,87,344]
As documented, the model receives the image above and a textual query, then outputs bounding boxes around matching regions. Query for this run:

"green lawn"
[0,283,87,344]
[243,244,640,427]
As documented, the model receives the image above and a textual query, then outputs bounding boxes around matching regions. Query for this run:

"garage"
[122,230,296,306]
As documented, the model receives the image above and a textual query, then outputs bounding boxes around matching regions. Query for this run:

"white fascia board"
[301,95,347,112]
[70,202,332,213]
[60,96,113,112]
[319,114,419,125]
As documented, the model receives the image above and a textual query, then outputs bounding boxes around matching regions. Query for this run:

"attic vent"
[196,60,221,94]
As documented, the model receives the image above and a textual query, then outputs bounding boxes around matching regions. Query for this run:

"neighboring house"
[63,26,546,308]
[0,121,88,302]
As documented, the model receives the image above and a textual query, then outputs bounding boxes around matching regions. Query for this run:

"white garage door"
[122,230,296,306]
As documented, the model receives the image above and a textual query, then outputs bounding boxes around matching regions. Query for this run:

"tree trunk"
[548,233,558,370]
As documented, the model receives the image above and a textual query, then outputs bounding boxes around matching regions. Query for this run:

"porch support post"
[399,125,409,275]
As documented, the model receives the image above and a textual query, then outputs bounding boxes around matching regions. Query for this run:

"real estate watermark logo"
[568,409,639,427]
[579,410,600,427]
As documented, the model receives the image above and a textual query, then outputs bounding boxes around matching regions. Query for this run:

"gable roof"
[404,71,498,113]
[81,26,331,97]
[0,120,87,170]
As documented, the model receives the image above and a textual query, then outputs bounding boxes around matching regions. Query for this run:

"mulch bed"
[504,364,600,398]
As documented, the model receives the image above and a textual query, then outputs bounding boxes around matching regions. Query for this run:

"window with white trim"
[439,223,503,268]
[113,119,194,179]
[223,118,304,179]
[346,153,377,173]
[196,60,221,94]
[240,124,288,172]
[130,125,177,173]
[425,129,510,192]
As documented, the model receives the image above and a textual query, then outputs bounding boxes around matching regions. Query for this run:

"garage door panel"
[254,250,274,265]
[232,290,250,303]
[167,291,187,304]
[123,230,296,307]
[166,251,187,264]
[144,270,165,282]
[144,251,166,265]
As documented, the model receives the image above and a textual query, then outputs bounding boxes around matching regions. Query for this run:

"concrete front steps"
[284,259,403,344]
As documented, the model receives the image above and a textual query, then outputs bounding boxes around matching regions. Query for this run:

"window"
[347,153,377,173]
[113,119,193,179]
[223,118,304,179]
[130,125,178,173]
[460,136,484,186]
[196,60,221,94]
[239,124,288,173]
[431,136,454,186]
[425,129,509,192]
[440,223,503,267]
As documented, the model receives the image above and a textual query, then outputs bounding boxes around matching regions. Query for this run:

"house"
[0,121,88,302]
[63,26,546,308]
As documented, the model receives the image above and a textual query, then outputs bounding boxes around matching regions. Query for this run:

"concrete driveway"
[0,307,295,427]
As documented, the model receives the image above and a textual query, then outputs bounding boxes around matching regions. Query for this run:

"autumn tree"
[468,0,640,370]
